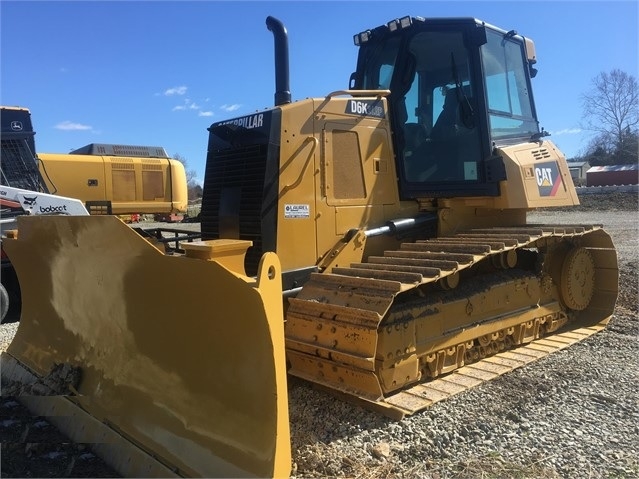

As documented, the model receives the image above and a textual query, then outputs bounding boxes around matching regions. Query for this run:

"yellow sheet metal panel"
[168,158,188,213]
[3,215,290,478]
[493,140,579,209]
[275,100,320,270]
[38,152,108,201]
[37,153,188,215]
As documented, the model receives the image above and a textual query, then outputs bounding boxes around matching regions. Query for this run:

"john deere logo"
[10,121,23,131]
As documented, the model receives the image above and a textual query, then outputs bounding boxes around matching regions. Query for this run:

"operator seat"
[403,123,430,181]
[431,88,461,140]
[403,123,428,155]
[428,87,475,181]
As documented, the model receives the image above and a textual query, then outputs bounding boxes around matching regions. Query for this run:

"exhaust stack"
[266,16,291,106]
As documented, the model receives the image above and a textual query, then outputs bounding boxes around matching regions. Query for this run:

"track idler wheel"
[560,247,595,311]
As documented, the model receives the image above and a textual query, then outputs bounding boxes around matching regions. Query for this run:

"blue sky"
[1,1,637,182]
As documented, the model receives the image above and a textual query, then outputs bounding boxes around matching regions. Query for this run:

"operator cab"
[350,17,541,198]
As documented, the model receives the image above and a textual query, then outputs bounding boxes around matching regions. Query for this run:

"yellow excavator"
[1,15,618,478]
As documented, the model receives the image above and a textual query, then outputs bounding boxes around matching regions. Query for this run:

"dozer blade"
[1,215,290,478]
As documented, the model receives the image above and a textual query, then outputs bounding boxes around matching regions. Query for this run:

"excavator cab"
[350,17,538,198]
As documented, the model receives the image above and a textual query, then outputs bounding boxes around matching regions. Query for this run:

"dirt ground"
[549,189,639,212]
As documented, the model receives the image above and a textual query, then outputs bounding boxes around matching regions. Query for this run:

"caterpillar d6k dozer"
[198,16,618,417]
[1,14,618,478]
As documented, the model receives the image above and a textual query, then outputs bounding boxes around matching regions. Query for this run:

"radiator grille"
[201,144,268,276]
[111,162,135,170]
[0,138,43,191]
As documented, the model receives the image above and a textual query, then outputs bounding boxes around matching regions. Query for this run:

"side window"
[379,64,395,90]
[482,31,538,140]
[361,37,401,90]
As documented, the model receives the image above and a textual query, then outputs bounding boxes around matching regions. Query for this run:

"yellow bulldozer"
[1,15,618,478]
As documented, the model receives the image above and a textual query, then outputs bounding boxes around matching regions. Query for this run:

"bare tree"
[581,69,638,164]
[173,153,197,184]
[172,153,202,199]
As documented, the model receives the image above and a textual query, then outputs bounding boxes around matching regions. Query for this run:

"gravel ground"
[1,191,637,478]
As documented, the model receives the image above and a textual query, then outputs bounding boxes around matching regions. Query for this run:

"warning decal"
[284,204,310,219]
[534,161,563,197]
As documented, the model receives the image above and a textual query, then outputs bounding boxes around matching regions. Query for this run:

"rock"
[371,442,391,460]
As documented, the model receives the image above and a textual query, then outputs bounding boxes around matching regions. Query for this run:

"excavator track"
[285,224,618,419]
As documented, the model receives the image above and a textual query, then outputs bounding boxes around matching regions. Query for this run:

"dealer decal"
[284,204,310,219]
[535,161,562,197]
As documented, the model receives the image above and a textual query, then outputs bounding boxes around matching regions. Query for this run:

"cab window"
[481,30,538,140]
